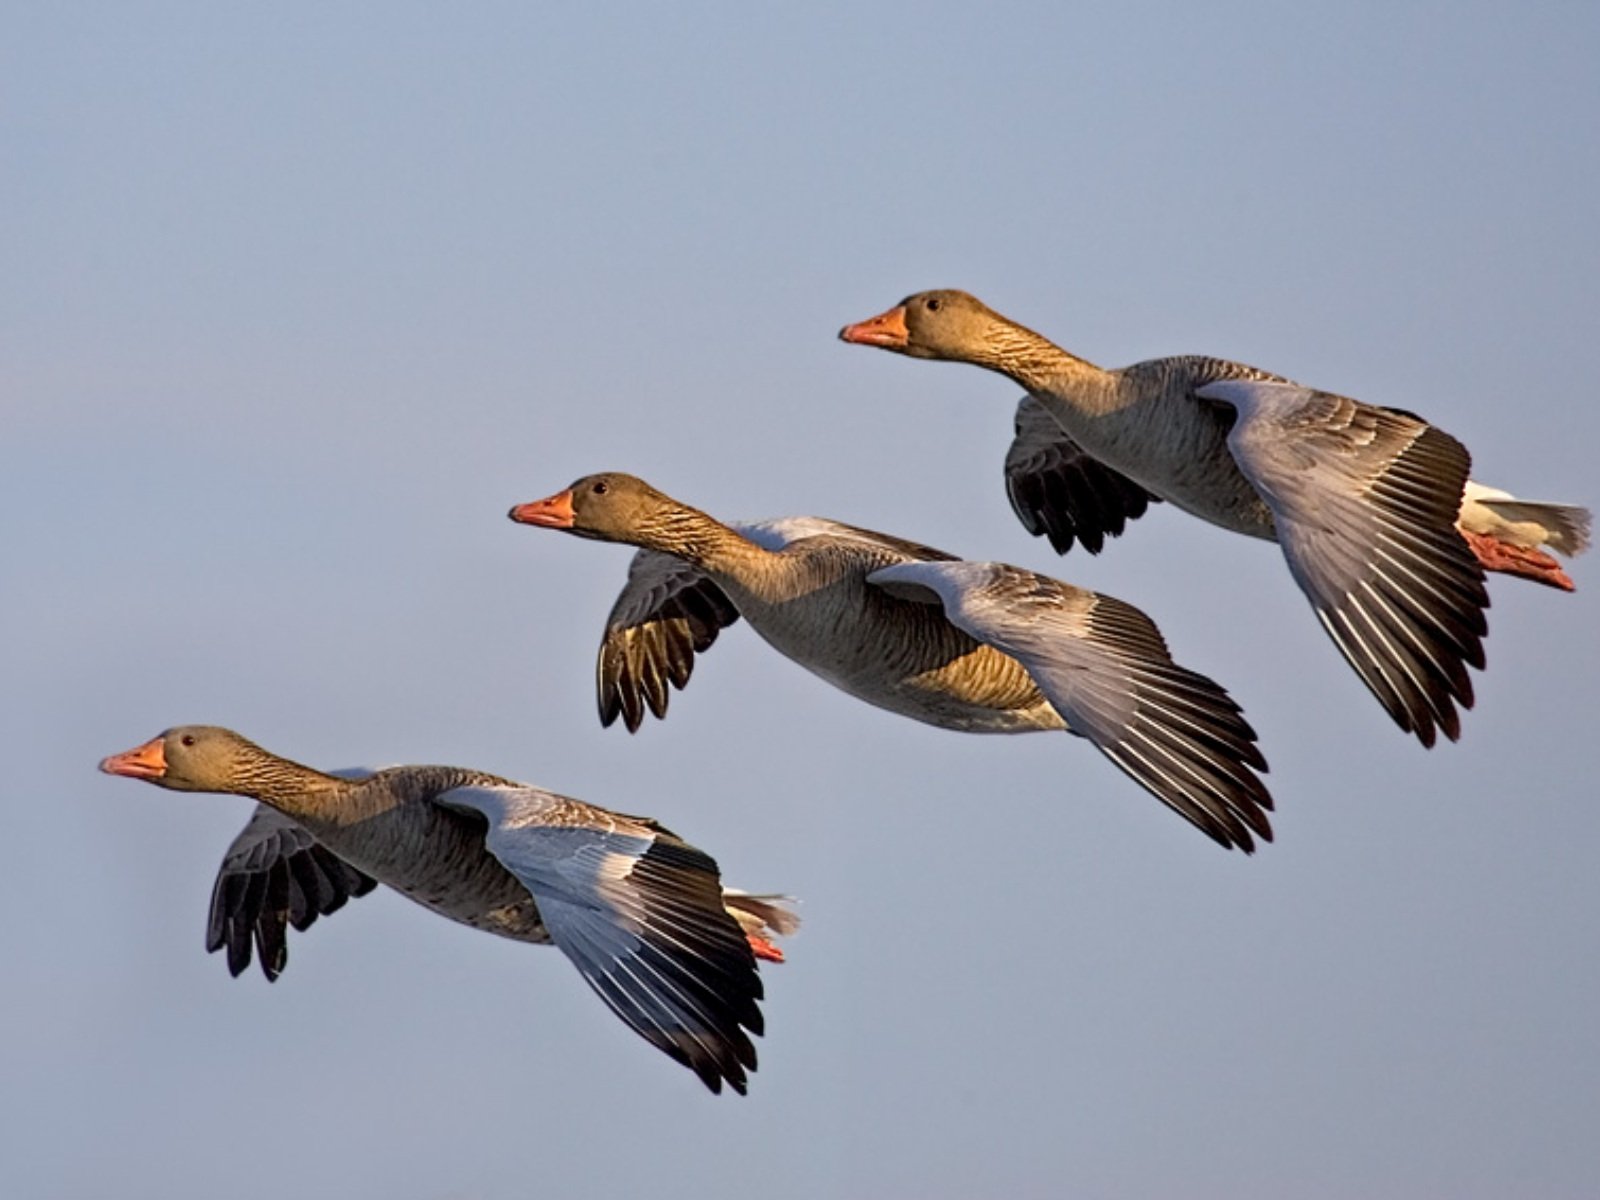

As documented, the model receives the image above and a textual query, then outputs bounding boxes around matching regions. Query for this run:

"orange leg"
[1461,529,1575,591]
[746,934,785,963]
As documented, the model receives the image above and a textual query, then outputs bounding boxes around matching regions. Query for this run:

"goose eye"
[592,481,609,496]
[925,297,942,312]
[180,734,195,747]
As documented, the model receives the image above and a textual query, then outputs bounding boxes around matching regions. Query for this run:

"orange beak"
[100,734,168,781]
[838,304,910,349]
[508,489,576,529]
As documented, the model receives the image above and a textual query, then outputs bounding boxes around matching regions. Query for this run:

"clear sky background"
[5,5,1597,1198]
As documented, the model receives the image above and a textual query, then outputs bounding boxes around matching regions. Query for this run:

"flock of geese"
[102,289,1589,1094]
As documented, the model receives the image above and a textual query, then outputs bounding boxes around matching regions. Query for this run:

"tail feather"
[722,890,800,963]
[1459,482,1589,590]
[722,890,801,937]
[1461,482,1591,556]
[1476,498,1591,556]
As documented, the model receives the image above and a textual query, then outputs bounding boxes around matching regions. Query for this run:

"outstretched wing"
[1200,379,1488,747]
[440,784,770,1095]
[868,560,1273,852]
[207,804,377,981]
[1003,395,1160,555]
[599,551,741,732]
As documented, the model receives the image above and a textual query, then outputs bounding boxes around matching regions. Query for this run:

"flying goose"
[509,473,1273,852]
[840,289,1590,747]
[100,725,796,1094]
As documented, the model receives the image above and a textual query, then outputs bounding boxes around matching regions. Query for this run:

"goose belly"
[311,809,551,945]
[745,602,1066,735]
[1049,394,1278,539]
[1147,464,1277,539]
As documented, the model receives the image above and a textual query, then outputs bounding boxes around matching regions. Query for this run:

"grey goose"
[840,289,1590,747]
[100,725,795,1094]
[509,473,1273,853]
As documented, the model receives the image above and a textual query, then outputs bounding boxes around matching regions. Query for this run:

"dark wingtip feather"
[1005,435,1157,559]
[223,919,252,977]
[208,825,376,984]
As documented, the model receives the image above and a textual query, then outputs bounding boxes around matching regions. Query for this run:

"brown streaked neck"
[637,501,775,579]
[972,314,1106,398]
[225,741,353,822]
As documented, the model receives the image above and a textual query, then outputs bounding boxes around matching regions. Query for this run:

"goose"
[840,289,1591,747]
[508,473,1273,853]
[99,725,797,1095]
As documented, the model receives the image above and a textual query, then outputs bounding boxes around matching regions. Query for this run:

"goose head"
[839,289,1004,361]
[100,725,262,793]
[509,472,687,549]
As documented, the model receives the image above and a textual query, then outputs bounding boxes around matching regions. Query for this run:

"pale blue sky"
[5,4,1597,1197]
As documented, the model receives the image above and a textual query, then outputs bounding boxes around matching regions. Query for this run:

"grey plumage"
[511,475,1273,852]
[840,289,1588,746]
[101,726,792,1095]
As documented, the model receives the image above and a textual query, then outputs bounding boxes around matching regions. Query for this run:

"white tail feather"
[1460,482,1592,557]
[722,890,802,938]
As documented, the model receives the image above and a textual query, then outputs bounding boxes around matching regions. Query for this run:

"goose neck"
[978,318,1106,399]
[230,744,351,821]
[640,504,772,578]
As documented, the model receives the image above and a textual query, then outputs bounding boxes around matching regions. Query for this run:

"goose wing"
[207,803,378,981]
[1004,395,1160,554]
[1200,379,1488,747]
[440,784,769,1095]
[868,560,1273,852]
[598,551,741,731]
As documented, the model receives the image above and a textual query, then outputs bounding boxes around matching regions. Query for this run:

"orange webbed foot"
[1462,529,1576,591]
[746,934,785,963]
